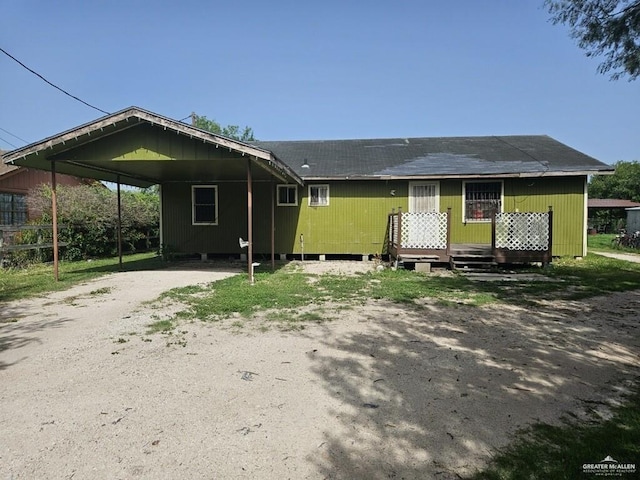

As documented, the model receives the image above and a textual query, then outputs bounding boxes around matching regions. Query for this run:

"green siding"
[162,176,586,258]
[440,177,586,256]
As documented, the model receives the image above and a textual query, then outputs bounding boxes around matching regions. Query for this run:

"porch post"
[547,206,553,262]
[446,207,452,256]
[271,181,275,271]
[117,176,123,270]
[51,160,59,282]
[397,207,403,254]
[247,159,254,283]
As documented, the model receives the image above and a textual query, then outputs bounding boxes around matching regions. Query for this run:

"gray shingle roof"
[251,135,612,179]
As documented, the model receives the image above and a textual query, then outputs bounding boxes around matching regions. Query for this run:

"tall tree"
[190,113,255,141]
[545,0,640,80]
[589,160,640,201]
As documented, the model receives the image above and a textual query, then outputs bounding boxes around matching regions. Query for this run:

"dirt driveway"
[1,262,639,479]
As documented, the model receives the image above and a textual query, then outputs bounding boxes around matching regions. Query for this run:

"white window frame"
[408,181,440,213]
[192,185,218,225]
[308,184,330,207]
[277,184,298,206]
[462,180,503,222]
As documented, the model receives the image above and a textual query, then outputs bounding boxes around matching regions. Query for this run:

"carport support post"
[247,159,254,284]
[51,160,59,282]
[117,176,123,270]
[271,181,275,271]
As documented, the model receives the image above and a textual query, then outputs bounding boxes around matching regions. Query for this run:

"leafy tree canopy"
[191,112,256,141]
[589,160,640,201]
[546,0,640,80]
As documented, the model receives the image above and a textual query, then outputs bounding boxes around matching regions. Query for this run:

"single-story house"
[0,153,92,225]
[587,198,640,233]
[1,107,614,274]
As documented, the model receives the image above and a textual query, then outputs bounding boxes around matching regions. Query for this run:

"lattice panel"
[495,213,549,251]
[401,212,447,249]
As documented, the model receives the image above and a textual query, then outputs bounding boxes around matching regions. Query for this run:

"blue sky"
[1,0,638,164]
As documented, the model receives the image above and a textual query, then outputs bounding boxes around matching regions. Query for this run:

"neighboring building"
[627,207,640,233]
[1,107,614,264]
[587,199,640,233]
[0,152,91,225]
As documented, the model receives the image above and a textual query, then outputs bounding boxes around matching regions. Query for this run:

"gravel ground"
[1,261,639,479]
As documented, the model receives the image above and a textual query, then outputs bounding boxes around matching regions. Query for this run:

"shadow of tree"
[0,304,72,371]
[305,291,640,479]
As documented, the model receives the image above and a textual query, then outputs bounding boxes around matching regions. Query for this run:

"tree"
[545,0,640,80]
[588,160,640,201]
[190,113,256,141]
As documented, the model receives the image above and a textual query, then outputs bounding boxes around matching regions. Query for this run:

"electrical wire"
[0,47,110,115]
[0,135,18,149]
[0,126,28,144]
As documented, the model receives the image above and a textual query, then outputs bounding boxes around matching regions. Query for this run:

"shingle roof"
[252,135,613,179]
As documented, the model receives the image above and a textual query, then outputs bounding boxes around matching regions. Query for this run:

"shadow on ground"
[306,291,640,479]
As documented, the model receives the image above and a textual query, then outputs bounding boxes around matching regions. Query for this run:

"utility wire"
[0,47,110,115]
[0,126,28,144]
[0,135,18,149]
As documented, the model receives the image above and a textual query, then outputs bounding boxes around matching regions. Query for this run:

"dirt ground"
[1,261,639,479]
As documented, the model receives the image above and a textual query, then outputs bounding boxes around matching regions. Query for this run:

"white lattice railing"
[495,212,550,251]
[399,212,448,249]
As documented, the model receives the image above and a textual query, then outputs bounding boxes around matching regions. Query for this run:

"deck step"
[450,254,497,272]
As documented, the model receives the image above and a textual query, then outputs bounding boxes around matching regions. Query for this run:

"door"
[407,182,441,247]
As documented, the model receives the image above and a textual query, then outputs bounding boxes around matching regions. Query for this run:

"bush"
[28,184,159,261]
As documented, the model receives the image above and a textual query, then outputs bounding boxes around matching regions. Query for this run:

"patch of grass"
[0,252,164,303]
[542,254,640,299]
[89,287,112,295]
[146,319,174,334]
[470,385,640,479]
[588,233,640,254]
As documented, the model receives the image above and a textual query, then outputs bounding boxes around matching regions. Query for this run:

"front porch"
[388,208,553,269]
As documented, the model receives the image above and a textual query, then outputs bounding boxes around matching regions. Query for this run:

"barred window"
[464,182,502,221]
[0,193,27,225]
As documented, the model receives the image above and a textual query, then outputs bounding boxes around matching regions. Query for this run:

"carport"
[1,106,303,282]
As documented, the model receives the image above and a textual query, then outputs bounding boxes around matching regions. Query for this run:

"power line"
[0,135,18,149]
[0,47,110,115]
[0,126,28,144]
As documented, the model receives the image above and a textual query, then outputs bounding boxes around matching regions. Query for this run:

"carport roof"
[1,107,302,188]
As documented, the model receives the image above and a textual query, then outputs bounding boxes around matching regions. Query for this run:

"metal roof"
[588,198,640,208]
[252,135,613,180]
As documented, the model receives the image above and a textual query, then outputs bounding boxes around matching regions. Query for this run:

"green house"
[2,107,613,271]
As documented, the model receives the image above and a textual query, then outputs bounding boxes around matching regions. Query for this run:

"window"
[308,185,329,207]
[192,185,218,225]
[0,192,27,225]
[463,181,502,221]
[277,185,298,206]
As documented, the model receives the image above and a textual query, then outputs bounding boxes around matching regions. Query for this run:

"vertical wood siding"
[162,177,586,257]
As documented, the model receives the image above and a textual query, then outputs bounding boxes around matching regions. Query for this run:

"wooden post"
[547,206,553,263]
[51,161,59,281]
[271,181,275,271]
[117,176,123,270]
[396,207,403,253]
[247,159,253,283]
[491,209,497,253]
[446,207,452,256]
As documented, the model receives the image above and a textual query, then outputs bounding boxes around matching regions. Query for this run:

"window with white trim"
[0,192,27,225]
[277,185,298,206]
[308,185,329,206]
[192,185,218,225]
[463,181,502,221]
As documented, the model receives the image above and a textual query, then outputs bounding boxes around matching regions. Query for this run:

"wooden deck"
[388,210,553,269]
